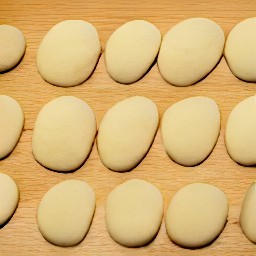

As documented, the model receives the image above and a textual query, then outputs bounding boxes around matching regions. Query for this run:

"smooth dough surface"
[105,20,161,84]
[225,18,256,82]
[0,95,24,159]
[158,18,225,86]
[240,182,256,243]
[97,96,159,172]
[105,179,163,247]
[37,179,95,247]
[0,25,26,72]
[0,173,19,225]
[225,95,256,166]
[165,183,228,248]
[161,96,220,166]
[32,96,96,172]
[37,20,101,87]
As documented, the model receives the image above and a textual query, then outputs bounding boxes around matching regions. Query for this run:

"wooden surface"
[1,0,256,255]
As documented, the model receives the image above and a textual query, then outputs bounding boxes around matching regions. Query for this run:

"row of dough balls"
[2,174,256,248]
[1,17,256,85]
[1,94,256,170]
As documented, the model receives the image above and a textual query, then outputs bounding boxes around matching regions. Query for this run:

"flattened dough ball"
[225,95,256,166]
[37,20,101,87]
[97,96,159,172]
[225,18,256,82]
[32,96,96,172]
[158,18,225,86]
[105,179,163,247]
[37,179,95,247]
[105,20,161,84]
[161,96,220,166]
[0,173,19,225]
[0,25,26,72]
[240,182,256,243]
[0,95,24,159]
[165,183,228,248]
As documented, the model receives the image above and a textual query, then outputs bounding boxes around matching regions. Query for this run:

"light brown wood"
[1,0,256,254]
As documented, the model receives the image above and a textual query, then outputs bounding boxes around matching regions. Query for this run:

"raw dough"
[0,25,26,72]
[225,95,256,166]
[225,18,256,82]
[37,20,101,87]
[37,179,95,247]
[158,18,225,86]
[97,96,159,172]
[0,172,19,225]
[105,20,161,84]
[240,182,256,243]
[165,183,228,248]
[161,96,220,166]
[0,95,24,159]
[105,179,163,247]
[32,96,96,172]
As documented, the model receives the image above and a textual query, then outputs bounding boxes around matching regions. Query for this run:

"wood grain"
[1,0,256,255]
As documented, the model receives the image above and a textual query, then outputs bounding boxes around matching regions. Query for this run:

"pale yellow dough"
[37,20,101,87]
[32,96,96,172]
[240,182,256,243]
[105,20,161,84]
[37,179,95,247]
[165,183,228,248]
[158,18,225,86]
[225,18,256,82]
[225,95,256,166]
[0,25,26,72]
[97,96,159,172]
[0,173,19,225]
[161,96,220,166]
[0,95,24,159]
[105,179,163,247]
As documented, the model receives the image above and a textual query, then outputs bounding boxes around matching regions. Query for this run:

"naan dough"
[158,18,225,86]
[105,179,163,247]
[37,20,101,87]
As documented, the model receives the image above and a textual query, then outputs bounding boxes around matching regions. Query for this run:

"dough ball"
[105,20,161,84]
[0,25,26,72]
[161,96,220,166]
[0,172,19,225]
[105,179,163,247]
[240,182,256,244]
[225,18,256,82]
[37,20,101,87]
[37,179,95,247]
[0,95,24,159]
[225,95,256,166]
[165,183,228,248]
[32,96,96,172]
[158,18,225,86]
[97,96,159,172]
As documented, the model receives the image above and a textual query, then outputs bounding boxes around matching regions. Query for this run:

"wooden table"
[1,0,256,255]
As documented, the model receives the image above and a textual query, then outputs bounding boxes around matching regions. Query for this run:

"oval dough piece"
[165,183,228,248]
[32,96,96,172]
[0,173,19,225]
[225,18,256,82]
[37,179,95,247]
[240,182,256,243]
[97,96,159,172]
[37,20,101,87]
[105,20,161,84]
[225,95,256,166]
[158,18,225,86]
[161,96,220,166]
[0,95,24,159]
[105,179,163,247]
[0,25,26,72]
